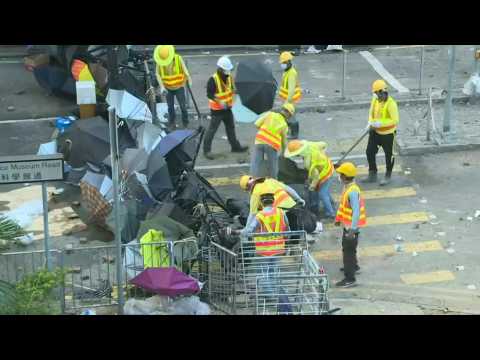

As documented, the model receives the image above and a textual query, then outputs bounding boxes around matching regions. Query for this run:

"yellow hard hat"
[240,175,253,190]
[282,103,295,116]
[284,140,307,158]
[336,162,357,177]
[279,51,294,63]
[154,45,175,66]
[372,79,388,93]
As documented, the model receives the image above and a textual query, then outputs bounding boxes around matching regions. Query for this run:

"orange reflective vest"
[158,54,187,90]
[71,59,94,82]
[209,72,235,110]
[255,112,288,152]
[279,67,302,103]
[255,207,287,256]
[335,183,367,228]
[308,149,334,190]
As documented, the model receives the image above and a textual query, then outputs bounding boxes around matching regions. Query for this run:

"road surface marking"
[0,117,57,124]
[324,211,430,231]
[359,50,410,94]
[373,45,425,51]
[314,240,443,261]
[205,165,403,186]
[0,60,23,64]
[184,52,278,59]
[400,271,455,285]
[195,156,397,171]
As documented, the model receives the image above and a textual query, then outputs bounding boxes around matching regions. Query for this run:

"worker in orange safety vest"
[334,162,367,288]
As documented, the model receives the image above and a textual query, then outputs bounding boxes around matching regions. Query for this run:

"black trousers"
[342,229,359,281]
[203,110,241,154]
[366,131,395,174]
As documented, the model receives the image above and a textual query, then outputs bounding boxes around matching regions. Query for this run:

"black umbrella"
[57,116,136,168]
[278,157,308,185]
[235,59,277,114]
[145,149,174,201]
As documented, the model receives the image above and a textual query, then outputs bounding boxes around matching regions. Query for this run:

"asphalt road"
[1,45,480,314]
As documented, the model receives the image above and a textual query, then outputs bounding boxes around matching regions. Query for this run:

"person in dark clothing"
[203,56,248,160]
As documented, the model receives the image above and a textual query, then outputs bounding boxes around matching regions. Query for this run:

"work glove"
[371,121,382,129]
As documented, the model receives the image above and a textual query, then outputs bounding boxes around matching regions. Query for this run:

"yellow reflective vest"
[306,146,334,191]
[369,96,399,135]
[255,112,288,152]
[279,67,302,103]
[139,229,170,268]
[335,183,367,228]
[250,178,296,214]
[254,207,288,257]
[157,54,187,90]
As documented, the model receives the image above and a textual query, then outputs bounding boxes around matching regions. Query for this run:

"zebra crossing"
[204,162,455,287]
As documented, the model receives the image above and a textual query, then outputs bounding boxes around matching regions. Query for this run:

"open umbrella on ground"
[57,116,136,168]
[145,149,174,200]
[235,59,277,115]
[232,95,263,123]
[157,129,195,157]
[130,267,200,298]
[278,157,308,185]
[135,122,166,154]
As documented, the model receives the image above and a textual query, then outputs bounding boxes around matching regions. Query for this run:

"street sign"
[0,154,64,270]
[0,154,64,185]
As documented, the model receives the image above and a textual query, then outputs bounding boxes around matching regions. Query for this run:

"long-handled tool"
[143,59,160,126]
[334,129,370,168]
[186,82,203,127]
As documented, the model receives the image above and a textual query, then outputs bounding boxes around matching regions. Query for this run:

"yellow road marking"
[324,211,429,231]
[335,187,417,201]
[400,271,455,285]
[313,240,443,261]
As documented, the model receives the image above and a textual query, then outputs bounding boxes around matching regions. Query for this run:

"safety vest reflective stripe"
[279,68,302,103]
[71,60,94,82]
[371,97,397,135]
[209,73,234,110]
[273,189,291,208]
[255,208,287,256]
[159,55,186,89]
[335,183,367,227]
[256,126,282,151]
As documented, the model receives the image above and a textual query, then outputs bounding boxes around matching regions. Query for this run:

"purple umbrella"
[157,130,195,157]
[129,267,200,297]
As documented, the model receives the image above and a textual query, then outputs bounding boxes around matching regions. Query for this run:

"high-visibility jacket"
[255,112,288,152]
[250,178,296,214]
[254,207,288,256]
[369,96,399,135]
[209,72,235,111]
[279,67,302,103]
[157,54,187,90]
[307,148,334,190]
[139,229,170,269]
[335,183,367,228]
[71,59,94,82]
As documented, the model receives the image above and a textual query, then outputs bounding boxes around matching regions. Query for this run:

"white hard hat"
[217,56,234,71]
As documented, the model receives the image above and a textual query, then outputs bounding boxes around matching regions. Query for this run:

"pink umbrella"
[130,267,200,298]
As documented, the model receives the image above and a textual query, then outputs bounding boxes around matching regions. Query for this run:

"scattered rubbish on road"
[326,117,333,121]
[7,106,15,112]
[446,248,455,254]
[412,252,418,257]
[419,198,428,204]
[455,265,465,271]
[448,241,456,247]
[413,224,420,229]
[394,244,404,252]
[71,201,81,207]
[467,216,473,221]
[459,217,464,221]
[474,210,480,218]
[79,237,88,244]
[437,232,446,237]
[16,233,34,246]
[429,214,437,220]
[202,51,211,55]
[68,266,81,274]
[81,275,90,281]
[264,59,273,65]
[430,221,440,225]
[445,209,461,214]
[404,170,411,175]
[467,285,477,291]
[463,162,470,167]
[14,89,26,95]
[395,235,404,242]
[80,309,96,315]
[318,95,325,98]
[51,188,65,196]
[102,255,115,264]
[221,136,228,140]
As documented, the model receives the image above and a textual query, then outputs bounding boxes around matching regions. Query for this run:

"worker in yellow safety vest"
[279,51,302,139]
[362,79,400,186]
[203,56,248,160]
[334,162,367,288]
[154,45,192,129]
[285,139,336,220]
[251,103,295,179]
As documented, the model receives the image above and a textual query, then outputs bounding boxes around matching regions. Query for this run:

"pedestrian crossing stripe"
[400,271,455,285]
[207,165,403,188]
[313,240,443,261]
[324,211,430,231]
